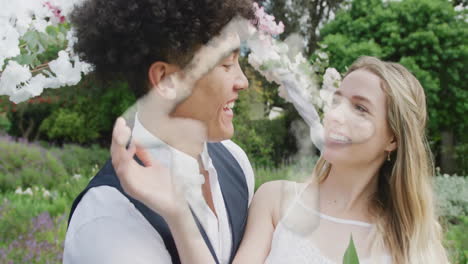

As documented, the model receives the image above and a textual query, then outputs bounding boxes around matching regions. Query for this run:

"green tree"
[318,0,468,174]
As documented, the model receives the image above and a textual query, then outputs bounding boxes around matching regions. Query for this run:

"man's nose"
[234,66,249,91]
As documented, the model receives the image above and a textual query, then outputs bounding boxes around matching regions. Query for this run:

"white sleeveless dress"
[264,182,392,264]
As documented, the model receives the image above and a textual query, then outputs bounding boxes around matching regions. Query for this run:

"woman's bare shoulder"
[254,180,303,226]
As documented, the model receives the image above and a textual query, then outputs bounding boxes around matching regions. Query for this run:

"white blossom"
[48,51,82,86]
[320,67,341,111]
[15,187,23,195]
[322,67,341,91]
[0,23,21,68]
[73,55,93,75]
[43,190,51,198]
[0,61,32,96]
[1,0,92,103]
[32,18,51,33]
[66,29,78,54]
[317,51,329,60]
[23,187,33,195]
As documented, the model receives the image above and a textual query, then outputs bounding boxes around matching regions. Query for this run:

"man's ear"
[148,62,179,100]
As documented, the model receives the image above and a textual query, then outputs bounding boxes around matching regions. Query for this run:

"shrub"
[0,113,11,133]
[0,137,107,192]
[6,76,136,145]
[444,216,468,264]
[0,210,67,264]
[434,175,468,219]
[51,144,109,176]
[38,80,136,145]
[39,108,100,143]
[0,136,68,192]
[0,175,92,263]
[6,94,61,141]
[231,73,300,168]
[0,172,92,244]
[233,117,281,168]
[253,156,318,190]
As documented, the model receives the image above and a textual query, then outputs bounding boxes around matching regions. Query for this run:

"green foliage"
[454,143,468,176]
[254,157,317,190]
[39,79,136,144]
[0,190,67,244]
[231,72,294,167]
[50,144,109,176]
[0,139,68,192]
[7,23,70,71]
[444,216,468,264]
[317,35,383,72]
[0,175,91,263]
[40,108,99,143]
[6,76,136,145]
[233,116,290,168]
[0,137,108,192]
[232,58,311,168]
[0,113,11,133]
[6,94,62,141]
[319,0,468,174]
[0,138,103,263]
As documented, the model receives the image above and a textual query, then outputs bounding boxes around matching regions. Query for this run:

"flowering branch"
[0,0,92,104]
[246,3,342,151]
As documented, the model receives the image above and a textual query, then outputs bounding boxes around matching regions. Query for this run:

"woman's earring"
[387,151,391,161]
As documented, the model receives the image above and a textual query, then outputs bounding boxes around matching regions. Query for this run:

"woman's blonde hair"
[313,56,449,263]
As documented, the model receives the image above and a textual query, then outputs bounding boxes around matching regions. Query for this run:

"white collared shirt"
[63,115,255,264]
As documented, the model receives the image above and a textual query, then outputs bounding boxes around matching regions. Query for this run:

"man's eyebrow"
[226,48,240,60]
[218,47,240,63]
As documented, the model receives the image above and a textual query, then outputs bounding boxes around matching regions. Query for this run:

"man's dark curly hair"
[70,0,254,97]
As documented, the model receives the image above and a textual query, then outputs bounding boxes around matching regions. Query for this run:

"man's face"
[170,50,249,142]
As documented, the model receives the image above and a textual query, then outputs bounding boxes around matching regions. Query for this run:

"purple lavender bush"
[0,211,67,264]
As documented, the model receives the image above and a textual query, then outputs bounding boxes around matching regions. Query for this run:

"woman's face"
[322,69,395,166]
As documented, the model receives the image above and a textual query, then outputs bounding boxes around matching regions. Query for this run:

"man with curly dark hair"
[64,1,255,264]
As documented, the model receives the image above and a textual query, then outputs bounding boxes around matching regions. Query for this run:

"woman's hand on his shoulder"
[110,117,189,220]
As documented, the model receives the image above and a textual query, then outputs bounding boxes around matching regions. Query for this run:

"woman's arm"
[232,181,282,264]
[112,118,281,264]
[165,181,281,264]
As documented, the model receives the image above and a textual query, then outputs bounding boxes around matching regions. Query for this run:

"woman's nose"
[327,101,347,125]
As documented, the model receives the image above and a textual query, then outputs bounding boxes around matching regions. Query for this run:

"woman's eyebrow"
[352,95,374,107]
[333,91,374,107]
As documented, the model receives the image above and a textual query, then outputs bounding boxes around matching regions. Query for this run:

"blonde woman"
[111,56,449,264]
